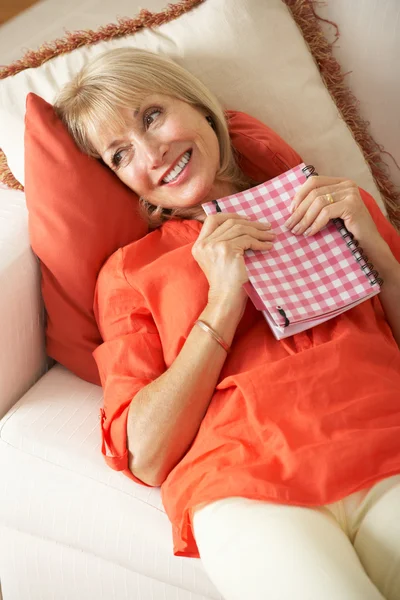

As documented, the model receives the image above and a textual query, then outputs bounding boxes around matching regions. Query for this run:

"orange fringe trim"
[0,150,23,190]
[0,0,399,229]
[0,0,204,77]
[283,0,400,229]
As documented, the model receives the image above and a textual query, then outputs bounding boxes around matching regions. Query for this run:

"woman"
[55,48,400,600]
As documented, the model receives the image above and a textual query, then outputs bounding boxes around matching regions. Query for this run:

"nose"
[140,137,169,169]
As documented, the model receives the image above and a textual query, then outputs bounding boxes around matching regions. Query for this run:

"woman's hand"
[192,213,276,303]
[284,175,400,346]
[284,176,381,243]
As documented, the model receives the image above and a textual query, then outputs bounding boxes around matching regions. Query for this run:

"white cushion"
[0,0,385,211]
[0,364,221,599]
[0,187,47,418]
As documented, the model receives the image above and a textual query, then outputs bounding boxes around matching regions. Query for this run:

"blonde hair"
[54,47,257,226]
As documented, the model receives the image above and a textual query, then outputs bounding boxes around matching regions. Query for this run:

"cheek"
[117,164,146,195]
[167,121,214,152]
[194,129,220,168]
[206,137,221,176]
[162,120,188,139]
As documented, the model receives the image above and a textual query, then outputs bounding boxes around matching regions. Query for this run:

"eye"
[109,107,162,169]
[144,107,162,128]
[111,145,134,170]
[111,149,126,169]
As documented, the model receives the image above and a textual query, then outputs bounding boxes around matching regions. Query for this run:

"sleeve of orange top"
[92,247,166,485]
[359,188,400,262]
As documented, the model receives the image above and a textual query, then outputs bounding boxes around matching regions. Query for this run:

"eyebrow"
[103,107,141,157]
[104,138,126,156]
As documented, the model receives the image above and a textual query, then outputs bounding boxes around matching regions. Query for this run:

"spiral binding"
[277,306,290,327]
[301,164,383,287]
[213,199,222,212]
[332,218,383,286]
[302,165,318,178]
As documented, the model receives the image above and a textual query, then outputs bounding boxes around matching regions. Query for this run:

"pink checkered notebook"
[202,163,382,339]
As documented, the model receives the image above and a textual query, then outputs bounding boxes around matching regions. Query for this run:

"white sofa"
[1,0,399,597]
[0,185,223,599]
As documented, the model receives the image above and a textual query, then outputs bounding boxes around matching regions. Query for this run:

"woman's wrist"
[195,320,231,353]
[202,289,248,346]
[208,285,248,309]
[357,232,400,283]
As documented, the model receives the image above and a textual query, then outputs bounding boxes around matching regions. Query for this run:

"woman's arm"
[357,231,400,347]
[127,212,275,486]
[127,292,245,487]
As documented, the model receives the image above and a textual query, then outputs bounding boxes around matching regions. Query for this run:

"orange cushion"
[24,93,302,385]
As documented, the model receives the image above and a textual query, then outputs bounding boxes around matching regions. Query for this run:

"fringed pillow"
[0,0,399,385]
[0,0,398,225]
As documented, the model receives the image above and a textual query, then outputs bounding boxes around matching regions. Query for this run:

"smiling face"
[92,93,232,212]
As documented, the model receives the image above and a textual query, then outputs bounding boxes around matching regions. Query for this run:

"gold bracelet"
[195,320,231,354]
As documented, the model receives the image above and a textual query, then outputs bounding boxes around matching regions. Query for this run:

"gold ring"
[325,193,334,205]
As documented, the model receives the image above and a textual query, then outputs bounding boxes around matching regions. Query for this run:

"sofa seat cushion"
[0,364,220,598]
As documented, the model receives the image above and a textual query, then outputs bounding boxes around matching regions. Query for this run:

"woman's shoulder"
[123,218,201,258]
[158,218,202,242]
[98,218,201,284]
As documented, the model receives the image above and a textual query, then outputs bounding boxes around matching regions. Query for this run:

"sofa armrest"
[0,187,48,419]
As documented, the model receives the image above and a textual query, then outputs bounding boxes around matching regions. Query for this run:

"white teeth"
[162,151,191,184]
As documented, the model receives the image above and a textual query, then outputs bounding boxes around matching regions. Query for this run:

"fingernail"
[289,202,296,213]
[284,219,292,228]
[303,227,313,237]
[292,224,301,234]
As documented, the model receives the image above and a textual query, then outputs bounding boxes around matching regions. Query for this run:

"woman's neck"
[191,179,241,222]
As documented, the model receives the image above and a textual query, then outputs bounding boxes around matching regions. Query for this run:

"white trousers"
[192,474,400,600]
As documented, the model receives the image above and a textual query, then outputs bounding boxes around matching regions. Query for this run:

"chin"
[159,179,216,211]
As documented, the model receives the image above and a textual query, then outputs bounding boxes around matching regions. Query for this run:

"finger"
[208,218,273,239]
[301,201,348,237]
[198,212,253,241]
[290,198,336,236]
[290,177,350,213]
[202,213,270,242]
[285,182,350,231]
[230,234,275,256]
[286,189,340,235]
[214,223,277,244]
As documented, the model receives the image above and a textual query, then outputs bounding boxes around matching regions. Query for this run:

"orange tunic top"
[93,189,400,558]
